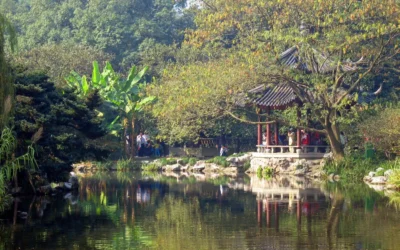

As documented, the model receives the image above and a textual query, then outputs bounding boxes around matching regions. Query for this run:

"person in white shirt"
[136,132,147,156]
[220,145,228,156]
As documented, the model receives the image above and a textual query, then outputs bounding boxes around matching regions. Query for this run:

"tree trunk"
[123,121,129,157]
[325,122,344,159]
[130,115,136,158]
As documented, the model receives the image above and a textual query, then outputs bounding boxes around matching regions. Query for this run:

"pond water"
[1,172,400,250]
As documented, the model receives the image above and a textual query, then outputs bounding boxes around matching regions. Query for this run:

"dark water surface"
[1,172,400,250]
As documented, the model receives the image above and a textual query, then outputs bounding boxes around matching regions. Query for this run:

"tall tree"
[0,0,194,72]
[158,0,399,158]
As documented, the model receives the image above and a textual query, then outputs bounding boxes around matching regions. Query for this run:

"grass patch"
[206,156,230,167]
[116,158,140,171]
[94,161,113,171]
[262,168,274,179]
[388,169,400,188]
[324,154,400,182]
[142,163,160,172]
[188,157,197,166]
[243,160,251,172]
[256,166,273,179]
[159,158,177,166]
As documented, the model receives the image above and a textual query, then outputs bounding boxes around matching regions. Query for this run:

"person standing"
[288,129,295,153]
[136,132,147,157]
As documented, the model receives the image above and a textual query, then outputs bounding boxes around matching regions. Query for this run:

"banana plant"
[66,61,155,156]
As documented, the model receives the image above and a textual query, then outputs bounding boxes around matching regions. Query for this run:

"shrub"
[116,158,139,171]
[256,166,263,179]
[376,169,385,176]
[389,169,400,188]
[94,161,112,171]
[166,158,177,165]
[323,154,376,181]
[262,167,273,179]
[207,156,230,167]
[180,157,190,165]
[188,157,197,166]
[243,160,251,172]
[142,163,160,172]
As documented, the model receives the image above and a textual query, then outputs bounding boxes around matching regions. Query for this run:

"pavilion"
[248,45,381,158]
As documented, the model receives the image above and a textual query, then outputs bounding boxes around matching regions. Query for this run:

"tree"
[163,0,400,158]
[0,12,16,129]
[66,61,155,157]
[0,0,194,72]
[149,56,262,144]
[11,43,113,87]
[359,106,400,158]
[13,67,108,181]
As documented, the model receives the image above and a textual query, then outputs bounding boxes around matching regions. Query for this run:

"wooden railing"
[256,145,330,154]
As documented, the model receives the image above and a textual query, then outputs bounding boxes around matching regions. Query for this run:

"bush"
[262,168,274,179]
[206,156,230,167]
[180,157,190,165]
[142,163,160,172]
[94,161,112,171]
[389,169,400,188]
[256,166,263,179]
[116,158,139,171]
[323,154,400,182]
[243,160,251,172]
[188,157,197,166]
[159,158,177,166]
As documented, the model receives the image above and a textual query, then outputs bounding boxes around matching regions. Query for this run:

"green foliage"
[206,156,230,168]
[0,127,37,196]
[262,168,273,179]
[11,43,113,88]
[0,12,17,130]
[323,154,377,182]
[66,61,155,144]
[256,166,263,179]
[359,106,400,156]
[389,192,400,210]
[142,163,160,172]
[243,160,251,172]
[154,0,400,158]
[179,157,197,166]
[180,157,190,165]
[150,58,261,143]
[13,68,109,180]
[159,158,177,166]
[188,157,197,166]
[388,169,400,189]
[94,161,113,171]
[0,0,193,72]
[116,158,137,171]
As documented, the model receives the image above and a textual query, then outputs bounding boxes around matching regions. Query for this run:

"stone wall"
[248,156,325,177]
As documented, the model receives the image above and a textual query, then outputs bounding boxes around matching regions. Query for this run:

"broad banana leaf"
[134,96,156,111]
[81,75,89,96]
[92,61,101,85]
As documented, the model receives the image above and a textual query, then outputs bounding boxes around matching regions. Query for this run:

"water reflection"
[0,172,400,250]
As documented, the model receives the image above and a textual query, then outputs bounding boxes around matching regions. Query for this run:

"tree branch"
[224,110,327,134]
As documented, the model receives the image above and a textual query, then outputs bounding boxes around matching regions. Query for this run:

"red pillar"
[297,199,301,225]
[266,200,270,227]
[274,122,279,145]
[266,123,271,148]
[257,200,262,226]
[257,116,262,145]
[274,201,279,231]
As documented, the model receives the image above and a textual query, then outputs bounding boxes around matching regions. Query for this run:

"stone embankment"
[160,154,252,175]
[247,157,325,178]
[363,167,398,191]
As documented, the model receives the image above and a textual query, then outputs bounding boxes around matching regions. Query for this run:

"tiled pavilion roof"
[249,83,299,109]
